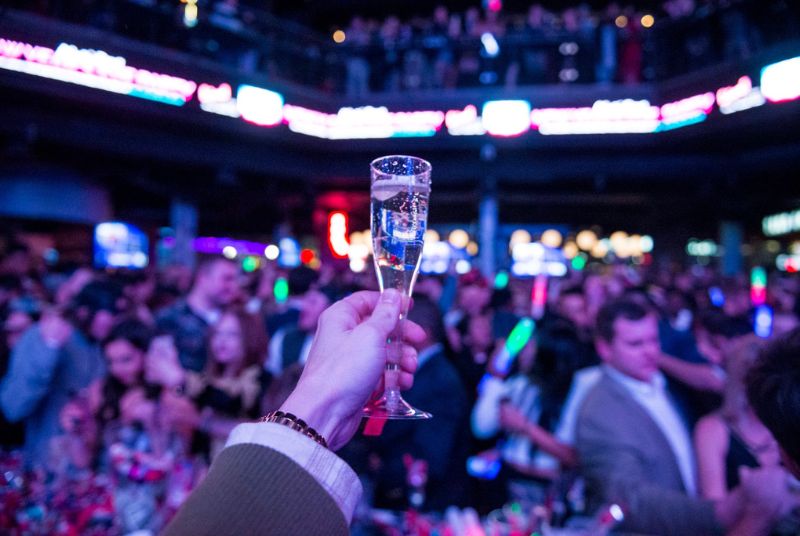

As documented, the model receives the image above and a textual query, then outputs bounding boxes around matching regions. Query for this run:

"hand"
[280,290,425,451]
[39,313,72,349]
[739,466,800,521]
[145,336,185,389]
[499,403,530,435]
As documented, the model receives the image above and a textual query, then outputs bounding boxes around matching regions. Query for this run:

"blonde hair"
[721,335,764,422]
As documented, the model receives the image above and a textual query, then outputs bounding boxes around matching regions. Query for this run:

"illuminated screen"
[94,222,149,269]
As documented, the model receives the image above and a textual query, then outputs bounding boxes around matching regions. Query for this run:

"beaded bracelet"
[259,410,329,449]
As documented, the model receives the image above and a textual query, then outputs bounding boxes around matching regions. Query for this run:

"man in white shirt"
[575,298,797,535]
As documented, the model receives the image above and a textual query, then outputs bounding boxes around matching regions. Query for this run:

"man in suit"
[576,298,797,536]
[369,296,469,511]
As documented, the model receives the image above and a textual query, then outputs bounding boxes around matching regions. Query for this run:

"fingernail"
[381,289,400,303]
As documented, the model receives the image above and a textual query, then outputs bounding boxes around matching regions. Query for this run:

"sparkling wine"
[371,180,430,297]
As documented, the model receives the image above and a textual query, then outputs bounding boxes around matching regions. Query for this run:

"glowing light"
[222,246,237,259]
[0,38,197,106]
[686,239,718,257]
[591,241,609,259]
[615,15,628,28]
[327,211,350,258]
[424,229,441,243]
[486,0,502,12]
[445,105,486,136]
[754,305,773,338]
[509,229,532,249]
[467,241,479,256]
[183,0,198,28]
[300,248,315,265]
[482,100,531,137]
[449,229,470,249]
[456,259,472,274]
[641,14,654,28]
[278,237,300,267]
[531,99,660,135]
[761,57,800,103]
[571,255,587,270]
[481,33,500,58]
[640,235,654,253]
[236,85,283,127]
[273,277,289,303]
[658,92,715,130]
[576,230,598,251]
[609,504,625,522]
[421,241,451,274]
[715,76,766,115]
[332,30,346,43]
[541,229,563,248]
[494,271,509,289]
[349,257,366,272]
[511,243,567,276]
[264,244,280,260]
[762,208,800,237]
[282,104,444,139]
[242,256,259,272]
[563,242,579,259]
[197,82,239,117]
[609,231,629,252]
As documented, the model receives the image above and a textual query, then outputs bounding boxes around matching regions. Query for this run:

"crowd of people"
[1,239,800,534]
[12,0,798,93]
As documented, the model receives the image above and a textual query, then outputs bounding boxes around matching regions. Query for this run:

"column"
[479,176,498,277]
[720,220,743,276]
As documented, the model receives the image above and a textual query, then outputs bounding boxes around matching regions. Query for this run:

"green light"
[751,267,767,288]
[274,277,289,304]
[494,271,509,289]
[242,256,259,273]
[571,255,587,271]
[505,318,535,356]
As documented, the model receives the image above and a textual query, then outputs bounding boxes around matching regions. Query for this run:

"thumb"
[361,289,402,340]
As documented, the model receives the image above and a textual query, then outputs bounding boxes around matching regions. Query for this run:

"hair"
[98,319,153,427]
[720,335,764,422]
[406,295,445,345]
[206,308,268,378]
[746,327,800,467]
[287,266,319,296]
[696,310,752,339]
[595,298,653,342]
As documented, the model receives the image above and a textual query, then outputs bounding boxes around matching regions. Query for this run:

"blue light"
[754,305,773,338]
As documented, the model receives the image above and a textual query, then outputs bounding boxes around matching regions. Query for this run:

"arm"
[471,375,506,439]
[0,326,62,421]
[693,414,729,500]
[658,353,725,393]
[525,422,577,468]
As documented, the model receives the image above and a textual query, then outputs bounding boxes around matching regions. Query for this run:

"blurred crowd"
[1,239,800,534]
[12,0,800,93]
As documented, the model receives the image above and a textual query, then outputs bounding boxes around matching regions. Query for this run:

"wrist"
[278,382,345,445]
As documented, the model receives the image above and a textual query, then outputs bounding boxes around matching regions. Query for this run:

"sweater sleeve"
[163,443,351,536]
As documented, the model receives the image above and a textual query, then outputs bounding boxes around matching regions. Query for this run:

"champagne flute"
[363,155,433,420]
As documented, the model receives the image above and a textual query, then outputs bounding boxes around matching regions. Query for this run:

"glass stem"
[383,302,408,401]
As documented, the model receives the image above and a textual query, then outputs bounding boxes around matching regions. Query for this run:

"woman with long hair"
[187,308,269,460]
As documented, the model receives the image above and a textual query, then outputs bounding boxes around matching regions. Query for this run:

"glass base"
[363,392,432,420]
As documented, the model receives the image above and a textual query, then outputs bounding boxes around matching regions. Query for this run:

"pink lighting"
[445,105,486,136]
[530,99,660,135]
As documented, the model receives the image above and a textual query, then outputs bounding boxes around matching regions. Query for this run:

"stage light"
[182,0,198,28]
[449,229,470,249]
[264,244,279,260]
[467,241,479,256]
[641,14,654,28]
[222,246,237,259]
[571,255,587,270]
[481,33,500,58]
[274,277,289,303]
[563,242,578,259]
[300,248,315,265]
[576,230,598,251]
[509,229,532,250]
[349,258,366,273]
[456,259,472,274]
[424,229,440,243]
[591,241,609,259]
[332,30,346,43]
[541,229,563,248]
[640,235,654,253]
[615,15,628,28]
[242,256,259,272]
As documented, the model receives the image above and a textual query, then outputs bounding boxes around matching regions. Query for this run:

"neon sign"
[531,99,661,135]
[482,100,531,137]
[197,82,239,118]
[0,38,197,105]
[715,76,765,115]
[282,105,444,139]
[327,211,350,258]
[445,105,486,136]
[658,92,715,130]
[236,84,283,126]
[761,57,800,103]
